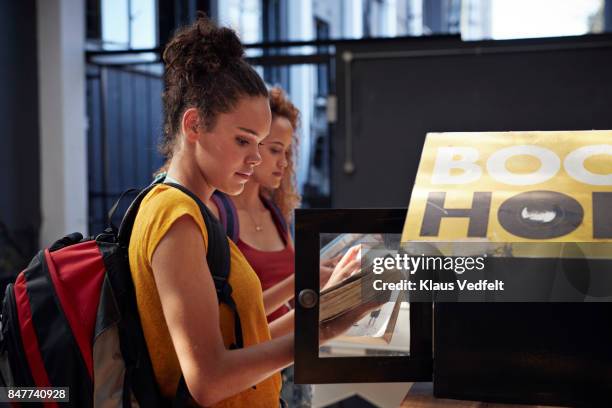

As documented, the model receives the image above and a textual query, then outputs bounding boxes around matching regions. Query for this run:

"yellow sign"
[402,131,612,244]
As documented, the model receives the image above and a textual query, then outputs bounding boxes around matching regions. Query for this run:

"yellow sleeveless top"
[128,184,281,407]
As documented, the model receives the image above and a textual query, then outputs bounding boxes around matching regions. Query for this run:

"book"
[333,291,404,345]
[319,252,405,323]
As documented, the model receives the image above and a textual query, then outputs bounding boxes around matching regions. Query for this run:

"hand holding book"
[321,245,362,290]
[319,253,343,288]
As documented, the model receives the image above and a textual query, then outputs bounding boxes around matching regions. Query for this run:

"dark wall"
[333,34,612,208]
[331,35,612,406]
[0,0,40,286]
[87,65,164,233]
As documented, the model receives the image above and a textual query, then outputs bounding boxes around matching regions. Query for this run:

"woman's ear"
[181,108,202,144]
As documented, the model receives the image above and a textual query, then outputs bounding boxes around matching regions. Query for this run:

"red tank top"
[237,235,294,322]
[214,193,295,322]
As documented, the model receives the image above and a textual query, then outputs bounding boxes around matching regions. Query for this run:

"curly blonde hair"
[266,86,301,223]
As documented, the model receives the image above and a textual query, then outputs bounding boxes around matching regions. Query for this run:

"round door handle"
[298,289,318,309]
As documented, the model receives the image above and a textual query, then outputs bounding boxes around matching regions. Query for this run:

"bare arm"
[151,215,293,406]
[261,233,341,316]
[269,309,294,339]
[261,228,294,315]
[269,244,363,340]
[262,274,294,316]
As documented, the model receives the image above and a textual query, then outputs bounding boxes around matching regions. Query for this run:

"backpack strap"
[123,179,244,347]
[114,181,177,407]
[163,183,244,350]
[211,191,240,242]
[117,183,161,247]
[260,195,290,245]
[117,181,244,407]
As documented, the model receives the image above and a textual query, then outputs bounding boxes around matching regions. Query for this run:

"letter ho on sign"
[403,131,612,242]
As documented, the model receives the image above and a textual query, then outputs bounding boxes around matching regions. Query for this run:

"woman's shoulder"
[135,184,209,245]
[141,184,202,218]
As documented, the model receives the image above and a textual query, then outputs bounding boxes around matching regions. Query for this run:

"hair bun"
[161,14,268,155]
[195,17,244,72]
[163,15,245,76]
[208,26,244,62]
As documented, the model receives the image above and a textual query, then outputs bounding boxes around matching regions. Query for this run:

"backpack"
[0,182,243,407]
[211,191,288,243]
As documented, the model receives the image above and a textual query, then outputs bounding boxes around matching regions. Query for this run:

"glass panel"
[130,0,157,48]
[318,233,411,358]
[102,0,129,48]
[101,0,156,49]
[220,0,609,43]
[217,0,263,43]
[488,0,604,40]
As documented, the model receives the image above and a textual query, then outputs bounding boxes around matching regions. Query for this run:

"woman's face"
[252,115,293,189]
[196,96,271,195]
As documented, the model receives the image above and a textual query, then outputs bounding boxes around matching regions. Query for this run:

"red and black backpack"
[0,182,242,407]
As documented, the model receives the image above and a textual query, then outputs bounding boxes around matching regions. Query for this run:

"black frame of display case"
[294,208,433,384]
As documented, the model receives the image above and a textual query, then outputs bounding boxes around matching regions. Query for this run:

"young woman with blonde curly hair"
[212,86,342,325]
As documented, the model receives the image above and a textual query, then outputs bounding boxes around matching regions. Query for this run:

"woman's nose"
[247,147,262,166]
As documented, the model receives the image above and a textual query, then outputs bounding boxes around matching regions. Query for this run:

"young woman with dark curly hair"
[129,16,366,407]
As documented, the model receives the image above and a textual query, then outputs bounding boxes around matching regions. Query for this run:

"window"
[489,0,604,40]
[217,0,263,43]
[100,0,156,49]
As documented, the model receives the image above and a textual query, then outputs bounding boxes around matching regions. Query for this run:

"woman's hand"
[319,253,342,288]
[322,245,362,291]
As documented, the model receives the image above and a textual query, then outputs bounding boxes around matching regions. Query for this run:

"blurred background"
[2,1,612,406]
[2,0,611,307]
[2,0,612,305]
